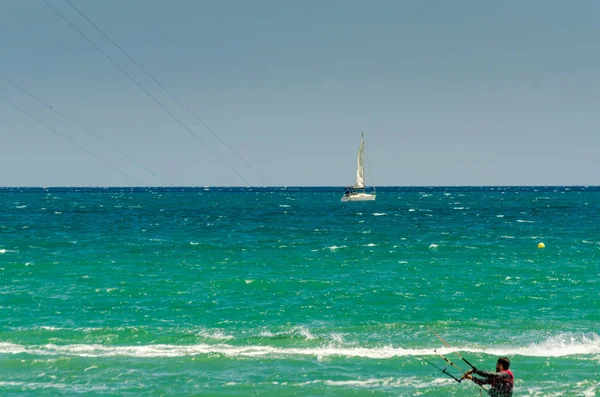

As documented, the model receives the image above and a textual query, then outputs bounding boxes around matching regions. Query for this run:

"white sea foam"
[460,332,600,358]
[372,213,387,216]
[196,329,235,341]
[256,326,328,341]
[295,376,445,388]
[0,342,433,358]
[0,381,109,393]
[294,326,315,340]
[327,245,346,251]
[517,219,535,223]
[39,326,61,331]
[0,332,597,359]
[0,381,68,390]
[330,333,344,344]
[428,244,438,249]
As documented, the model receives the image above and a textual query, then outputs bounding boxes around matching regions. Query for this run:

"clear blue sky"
[1,0,599,186]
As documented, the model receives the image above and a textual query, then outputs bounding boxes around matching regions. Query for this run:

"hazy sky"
[1,0,599,186]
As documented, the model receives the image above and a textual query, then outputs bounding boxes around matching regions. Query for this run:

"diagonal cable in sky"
[0,95,140,185]
[1,75,173,186]
[42,0,252,186]
[61,0,271,187]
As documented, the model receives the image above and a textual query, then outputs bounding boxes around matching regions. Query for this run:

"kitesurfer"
[461,356,514,397]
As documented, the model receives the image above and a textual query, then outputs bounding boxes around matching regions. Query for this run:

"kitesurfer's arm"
[461,369,491,385]
[471,376,490,386]
[473,369,512,380]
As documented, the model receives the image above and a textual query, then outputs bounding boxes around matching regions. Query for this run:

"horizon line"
[1,185,598,189]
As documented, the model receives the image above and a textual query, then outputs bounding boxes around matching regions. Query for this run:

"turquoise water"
[1,186,599,396]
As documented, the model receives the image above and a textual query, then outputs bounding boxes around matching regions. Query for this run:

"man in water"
[461,356,514,397]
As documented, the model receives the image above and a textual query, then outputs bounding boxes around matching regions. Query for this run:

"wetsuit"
[471,369,513,397]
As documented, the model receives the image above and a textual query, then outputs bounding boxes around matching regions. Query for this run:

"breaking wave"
[1,332,598,359]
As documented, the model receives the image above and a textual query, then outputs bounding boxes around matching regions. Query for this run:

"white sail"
[353,133,365,189]
[342,133,376,202]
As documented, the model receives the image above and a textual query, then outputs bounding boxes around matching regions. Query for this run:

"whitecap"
[196,329,234,341]
[476,332,600,358]
[330,333,344,344]
[294,326,315,340]
[295,377,451,389]
[327,245,346,251]
[0,333,598,359]
[0,381,109,392]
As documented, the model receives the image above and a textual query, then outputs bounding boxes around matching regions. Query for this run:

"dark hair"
[497,357,510,370]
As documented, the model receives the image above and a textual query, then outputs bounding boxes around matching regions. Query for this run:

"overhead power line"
[0,75,173,186]
[0,95,140,185]
[43,0,252,186]
[62,0,270,186]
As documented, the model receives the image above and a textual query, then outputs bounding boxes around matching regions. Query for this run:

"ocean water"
[0,186,598,396]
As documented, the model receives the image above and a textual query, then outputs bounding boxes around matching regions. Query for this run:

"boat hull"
[341,193,376,202]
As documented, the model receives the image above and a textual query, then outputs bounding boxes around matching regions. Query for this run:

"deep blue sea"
[0,186,598,396]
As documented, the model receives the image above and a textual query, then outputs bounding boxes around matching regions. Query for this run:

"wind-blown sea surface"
[0,186,598,396]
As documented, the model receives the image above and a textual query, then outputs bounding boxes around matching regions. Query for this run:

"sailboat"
[341,133,376,202]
